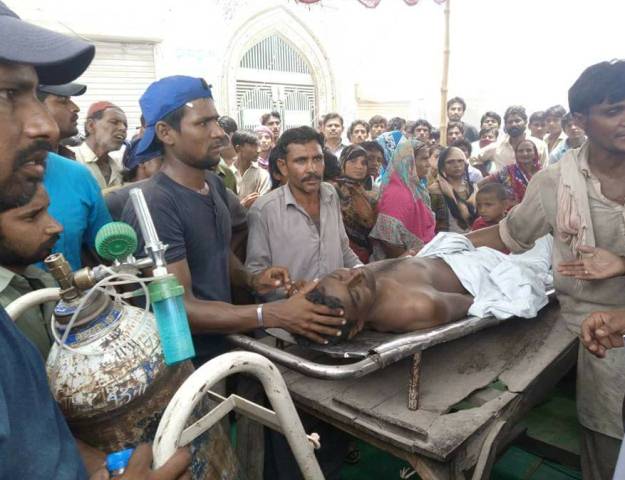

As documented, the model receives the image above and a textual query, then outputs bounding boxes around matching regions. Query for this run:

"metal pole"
[439,0,451,146]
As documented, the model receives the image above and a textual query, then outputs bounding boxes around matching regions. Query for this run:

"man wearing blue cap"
[0,2,189,479]
[123,75,347,362]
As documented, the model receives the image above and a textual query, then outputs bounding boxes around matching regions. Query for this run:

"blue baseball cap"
[136,75,213,156]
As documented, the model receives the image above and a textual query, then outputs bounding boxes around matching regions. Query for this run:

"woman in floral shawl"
[333,145,378,263]
[478,138,541,206]
[369,132,435,260]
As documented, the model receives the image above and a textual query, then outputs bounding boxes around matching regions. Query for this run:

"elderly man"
[0,2,190,478]
[72,101,128,191]
[468,60,625,480]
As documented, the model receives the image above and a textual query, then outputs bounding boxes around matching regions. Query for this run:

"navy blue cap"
[123,136,160,170]
[38,82,87,97]
[136,75,213,156]
[0,1,94,85]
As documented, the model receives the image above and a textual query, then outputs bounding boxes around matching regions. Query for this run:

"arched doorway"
[221,7,334,130]
[237,34,316,130]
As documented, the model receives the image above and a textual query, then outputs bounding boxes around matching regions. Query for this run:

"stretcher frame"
[230,298,578,480]
[228,292,555,411]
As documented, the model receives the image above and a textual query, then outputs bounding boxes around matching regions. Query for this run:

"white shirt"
[230,160,271,199]
[71,142,123,192]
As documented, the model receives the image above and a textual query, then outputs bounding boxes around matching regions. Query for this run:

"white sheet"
[417,233,553,319]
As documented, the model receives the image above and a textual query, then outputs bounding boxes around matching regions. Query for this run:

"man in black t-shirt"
[123,76,347,362]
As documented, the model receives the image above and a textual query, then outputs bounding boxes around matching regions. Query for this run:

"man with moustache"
[0,2,191,478]
[36,82,111,270]
[122,77,346,362]
[37,82,85,159]
[0,183,63,358]
[245,125,360,480]
[474,105,549,173]
[247,126,362,290]
[72,101,128,191]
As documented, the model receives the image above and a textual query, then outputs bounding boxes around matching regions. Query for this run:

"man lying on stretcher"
[287,233,553,344]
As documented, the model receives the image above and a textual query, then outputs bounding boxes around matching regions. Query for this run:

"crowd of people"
[3,2,625,479]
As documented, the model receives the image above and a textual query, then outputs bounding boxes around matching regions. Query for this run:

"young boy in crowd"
[472,183,508,231]
[231,130,271,208]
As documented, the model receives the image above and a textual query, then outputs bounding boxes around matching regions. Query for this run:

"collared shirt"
[41,152,112,271]
[0,265,56,359]
[231,161,271,199]
[327,142,346,159]
[71,141,123,191]
[544,131,567,154]
[246,182,362,285]
[217,158,237,194]
[549,138,585,165]
[474,134,549,173]
[498,142,625,439]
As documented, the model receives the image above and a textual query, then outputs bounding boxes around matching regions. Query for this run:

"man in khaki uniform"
[468,60,625,480]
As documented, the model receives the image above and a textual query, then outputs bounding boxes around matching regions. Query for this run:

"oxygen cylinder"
[46,294,193,450]
[44,224,239,479]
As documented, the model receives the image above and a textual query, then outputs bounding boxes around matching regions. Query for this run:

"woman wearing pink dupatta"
[369,132,435,260]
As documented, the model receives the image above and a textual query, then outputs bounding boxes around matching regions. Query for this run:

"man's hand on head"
[265,280,346,344]
[580,310,625,358]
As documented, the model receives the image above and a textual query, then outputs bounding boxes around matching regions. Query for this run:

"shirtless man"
[308,257,472,342]
[290,233,552,344]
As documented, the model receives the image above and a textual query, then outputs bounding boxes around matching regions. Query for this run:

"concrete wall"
[9,0,625,131]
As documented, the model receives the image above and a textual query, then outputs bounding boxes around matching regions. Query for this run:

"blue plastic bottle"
[148,274,195,365]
